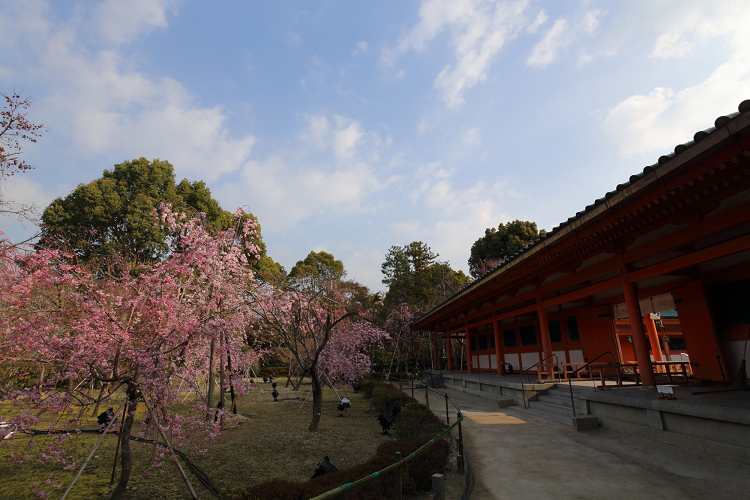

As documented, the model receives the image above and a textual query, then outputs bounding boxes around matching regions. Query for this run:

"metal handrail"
[520,354,559,409]
[424,384,466,476]
[309,386,465,500]
[566,351,616,417]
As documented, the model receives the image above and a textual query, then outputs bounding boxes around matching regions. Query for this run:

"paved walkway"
[409,386,750,500]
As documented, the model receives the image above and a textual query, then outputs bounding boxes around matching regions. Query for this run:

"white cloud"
[298,114,378,161]
[603,3,750,157]
[93,0,180,45]
[218,114,396,230]
[0,174,60,241]
[527,9,605,67]
[527,9,547,33]
[461,127,481,146]
[352,41,368,56]
[382,0,530,108]
[398,164,512,272]
[603,57,750,157]
[298,115,331,150]
[579,9,604,35]
[332,117,365,160]
[0,2,255,184]
[650,32,695,59]
[527,18,572,67]
[1,174,55,211]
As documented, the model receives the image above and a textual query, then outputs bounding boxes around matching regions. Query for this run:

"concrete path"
[409,386,750,500]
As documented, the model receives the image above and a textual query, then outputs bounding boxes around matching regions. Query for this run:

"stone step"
[528,400,581,418]
[546,387,593,399]
[508,405,572,426]
[537,394,578,410]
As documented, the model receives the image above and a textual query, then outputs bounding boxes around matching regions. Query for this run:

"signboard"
[657,385,675,399]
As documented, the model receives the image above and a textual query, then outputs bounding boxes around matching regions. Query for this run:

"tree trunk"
[109,384,139,500]
[308,368,323,433]
[206,337,215,421]
[217,332,225,425]
[226,349,237,414]
[293,368,306,391]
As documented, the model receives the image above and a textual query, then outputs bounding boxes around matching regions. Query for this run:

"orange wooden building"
[412,100,750,388]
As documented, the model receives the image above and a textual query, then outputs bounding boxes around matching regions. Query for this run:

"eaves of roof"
[411,99,750,327]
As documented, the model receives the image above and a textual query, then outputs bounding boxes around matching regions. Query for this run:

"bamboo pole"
[60,398,128,500]
[141,395,198,500]
[110,414,125,485]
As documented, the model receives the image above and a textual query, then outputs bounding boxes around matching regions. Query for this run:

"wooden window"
[566,316,580,342]
[548,319,562,343]
[503,328,517,347]
[478,334,488,351]
[520,324,537,346]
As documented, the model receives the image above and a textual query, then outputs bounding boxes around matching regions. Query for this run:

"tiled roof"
[412,99,750,323]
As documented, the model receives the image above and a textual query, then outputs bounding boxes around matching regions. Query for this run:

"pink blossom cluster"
[0,205,263,492]
[248,278,389,386]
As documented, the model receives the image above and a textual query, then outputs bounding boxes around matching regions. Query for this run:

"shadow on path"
[410,386,750,500]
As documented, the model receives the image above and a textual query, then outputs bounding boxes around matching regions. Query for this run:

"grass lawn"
[0,380,422,499]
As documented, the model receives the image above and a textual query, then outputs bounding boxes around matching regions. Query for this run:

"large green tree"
[288,250,381,315]
[468,220,546,278]
[381,241,470,310]
[39,157,282,275]
[289,250,345,281]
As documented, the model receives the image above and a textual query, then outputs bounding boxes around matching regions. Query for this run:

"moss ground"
[0,381,405,499]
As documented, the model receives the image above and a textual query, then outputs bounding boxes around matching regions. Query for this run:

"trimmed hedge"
[258,366,290,378]
[226,436,450,500]
[360,380,419,412]
[393,403,445,441]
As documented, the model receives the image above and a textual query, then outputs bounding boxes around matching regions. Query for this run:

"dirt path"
[409,386,750,500]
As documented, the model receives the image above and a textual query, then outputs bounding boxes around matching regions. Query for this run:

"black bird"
[311,456,339,479]
[377,411,395,435]
[391,401,401,416]
[97,408,115,431]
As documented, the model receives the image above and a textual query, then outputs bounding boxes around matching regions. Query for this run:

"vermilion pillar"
[644,315,664,362]
[465,332,473,373]
[446,335,453,371]
[493,320,504,375]
[618,254,656,387]
[537,299,553,377]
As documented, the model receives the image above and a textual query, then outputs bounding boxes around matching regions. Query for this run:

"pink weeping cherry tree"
[247,277,389,433]
[0,204,262,500]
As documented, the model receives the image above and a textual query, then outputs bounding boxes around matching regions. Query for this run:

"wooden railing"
[536,360,692,385]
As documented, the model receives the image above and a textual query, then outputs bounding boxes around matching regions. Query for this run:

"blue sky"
[1,0,748,292]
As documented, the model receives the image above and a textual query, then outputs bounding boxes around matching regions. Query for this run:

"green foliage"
[380,241,470,310]
[39,157,283,274]
[289,250,345,281]
[393,403,445,441]
[339,279,383,318]
[376,435,451,491]
[258,366,290,378]
[40,157,182,264]
[468,220,546,278]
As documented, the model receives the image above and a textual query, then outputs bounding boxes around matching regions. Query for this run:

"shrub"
[376,435,451,491]
[364,380,419,412]
[227,435,450,500]
[393,403,445,441]
[259,366,289,378]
